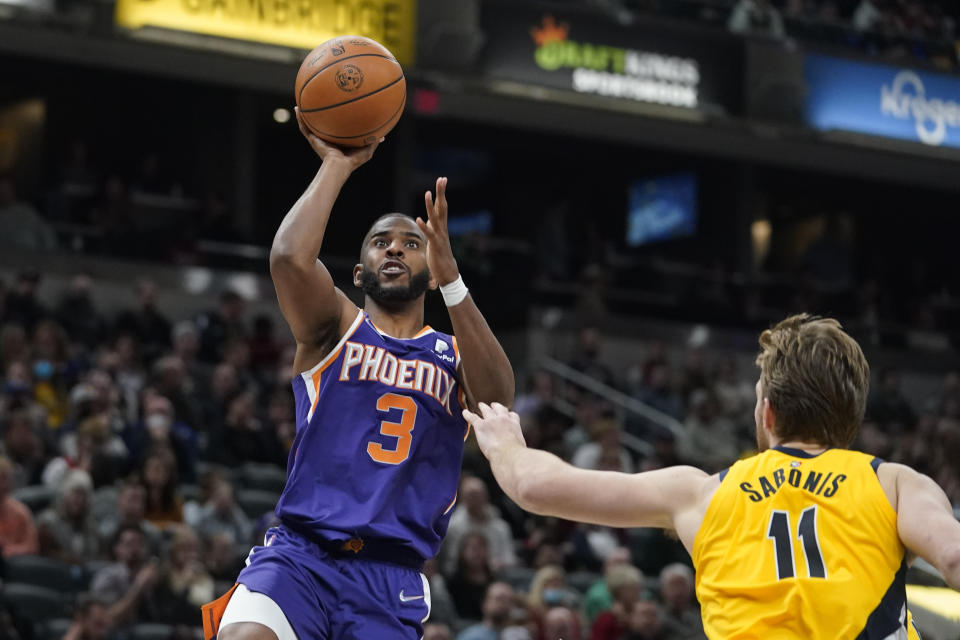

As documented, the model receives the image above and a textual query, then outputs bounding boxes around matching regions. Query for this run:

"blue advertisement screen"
[626,173,698,247]
[804,53,960,149]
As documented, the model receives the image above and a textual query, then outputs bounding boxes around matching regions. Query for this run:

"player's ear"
[762,398,776,435]
[352,264,364,288]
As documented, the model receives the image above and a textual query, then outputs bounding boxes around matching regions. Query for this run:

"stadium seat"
[237,489,280,520]
[2,583,68,622]
[130,623,174,640]
[41,618,72,640]
[568,570,601,595]
[180,484,200,502]
[5,555,78,592]
[12,485,55,514]
[501,566,535,592]
[90,485,118,522]
[237,463,287,493]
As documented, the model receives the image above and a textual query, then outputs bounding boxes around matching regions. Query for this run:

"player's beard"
[360,266,431,304]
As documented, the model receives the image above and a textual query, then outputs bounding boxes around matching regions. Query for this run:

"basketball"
[294,36,406,147]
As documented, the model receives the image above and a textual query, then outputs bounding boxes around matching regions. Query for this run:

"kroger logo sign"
[881,71,960,146]
[804,54,960,150]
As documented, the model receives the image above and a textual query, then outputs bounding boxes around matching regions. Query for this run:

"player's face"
[356,217,432,304]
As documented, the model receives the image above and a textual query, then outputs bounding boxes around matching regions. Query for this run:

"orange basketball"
[295,36,406,147]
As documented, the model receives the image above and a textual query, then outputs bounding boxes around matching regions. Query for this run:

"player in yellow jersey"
[464,314,960,639]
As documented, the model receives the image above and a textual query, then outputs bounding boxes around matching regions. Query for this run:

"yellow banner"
[115,0,416,65]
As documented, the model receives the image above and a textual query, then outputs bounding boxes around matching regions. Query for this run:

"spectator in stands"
[513,370,554,417]
[572,418,634,473]
[125,392,197,483]
[4,269,46,333]
[101,333,146,425]
[658,563,702,638]
[444,476,517,575]
[56,274,107,350]
[423,557,461,631]
[542,606,581,640]
[170,320,203,396]
[456,581,515,640]
[624,600,667,640]
[727,0,786,38]
[91,523,158,627]
[584,546,632,623]
[449,531,496,621]
[853,0,883,30]
[0,172,57,252]
[151,355,201,434]
[264,387,296,454]
[31,319,70,428]
[114,280,172,361]
[204,531,244,582]
[677,390,739,472]
[200,362,239,431]
[140,448,183,529]
[1,409,45,489]
[424,622,453,640]
[0,323,28,369]
[64,594,115,640]
[194,476,251,544]
[568,326,616,388]
[37,468,99,564]
[208,388,283,467]
[0,455,38,557]
[632,363,684,423]
[196,290,246,363]
[98,479,161,554]
[867,368,917,432]
[44,415,128,490]
[589,564,644,640]
[153,525,214,626]
[248,314,283,375]
[527,565,579,619]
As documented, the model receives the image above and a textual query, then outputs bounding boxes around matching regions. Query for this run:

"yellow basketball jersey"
[693,446,919,639]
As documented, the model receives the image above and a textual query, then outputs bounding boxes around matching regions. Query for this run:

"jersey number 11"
[767,506,827,580]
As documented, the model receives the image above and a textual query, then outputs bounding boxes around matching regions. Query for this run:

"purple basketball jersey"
[276,310,468,562]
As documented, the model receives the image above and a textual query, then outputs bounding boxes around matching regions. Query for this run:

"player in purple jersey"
[202,112,514,640]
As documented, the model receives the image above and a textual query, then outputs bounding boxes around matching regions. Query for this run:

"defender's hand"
[462,402,526,460]
[295,107,380,170]
[418,177,460,286]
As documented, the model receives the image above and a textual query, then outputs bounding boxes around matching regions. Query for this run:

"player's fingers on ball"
[478,402,495,418]
[462,409,478,424]
[509,411,520,422]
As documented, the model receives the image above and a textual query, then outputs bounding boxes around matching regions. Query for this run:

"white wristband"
[440,275,469,307]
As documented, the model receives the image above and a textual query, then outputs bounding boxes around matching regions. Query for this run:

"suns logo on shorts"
[335,65,364,92]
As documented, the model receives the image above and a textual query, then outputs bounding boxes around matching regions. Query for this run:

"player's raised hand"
[463,402,526,460]
[295,106,381,170]
[418,177,460,285]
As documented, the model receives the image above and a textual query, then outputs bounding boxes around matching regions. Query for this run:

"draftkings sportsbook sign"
[115,0,416,65]
[480,1,740,113]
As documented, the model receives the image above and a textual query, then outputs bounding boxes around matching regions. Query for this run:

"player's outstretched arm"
[418,178,514,409]
[463,403,707,529]
[270,109,379,369]
[889,463,960,590]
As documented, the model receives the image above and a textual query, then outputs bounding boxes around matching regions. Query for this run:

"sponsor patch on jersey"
[434,338,455,363]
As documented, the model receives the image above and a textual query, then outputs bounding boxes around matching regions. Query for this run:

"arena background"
[0,0,959,638]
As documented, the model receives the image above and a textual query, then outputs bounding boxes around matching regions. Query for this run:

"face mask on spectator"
[33,360,53,380]
[543,588,567,606]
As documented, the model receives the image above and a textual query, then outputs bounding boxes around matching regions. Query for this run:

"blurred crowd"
[613,0,960,67]
[0,269,957,640]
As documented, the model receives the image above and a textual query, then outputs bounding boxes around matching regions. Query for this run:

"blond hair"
[756,314,870,448]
